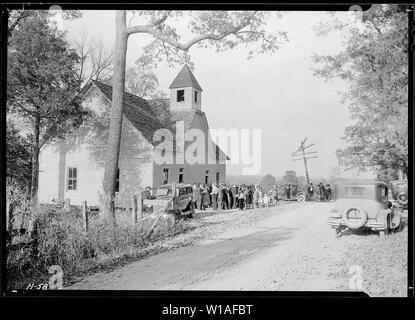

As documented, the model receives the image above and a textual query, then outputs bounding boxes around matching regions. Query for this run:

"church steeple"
[169,65,203,111]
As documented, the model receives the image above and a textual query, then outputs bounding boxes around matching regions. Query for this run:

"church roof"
[169,65,203,91]
[81,80,228,160]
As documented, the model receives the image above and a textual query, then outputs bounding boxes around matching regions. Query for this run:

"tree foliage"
[6,120,33,189]
[7,9,81,40]
[128,11,288,67]
[125,57,166,99]
[101,10,289,216]
[7,14,86,197]
[282,170,299,185]
[312,5,408,180]
[259,174,277,192]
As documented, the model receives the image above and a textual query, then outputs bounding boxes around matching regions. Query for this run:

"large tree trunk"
[30,116,40,201]
[101,11,129,221]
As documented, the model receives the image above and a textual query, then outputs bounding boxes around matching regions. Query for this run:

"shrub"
[6,184,192,289]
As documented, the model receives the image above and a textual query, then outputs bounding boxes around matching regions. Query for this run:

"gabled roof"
[90,81,164,145]
[81,80,228,160]
[169,65,203,91]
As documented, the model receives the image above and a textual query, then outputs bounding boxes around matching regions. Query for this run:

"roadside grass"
[330,217,408,297]
[7,187,309,291]
[6,186,195,290]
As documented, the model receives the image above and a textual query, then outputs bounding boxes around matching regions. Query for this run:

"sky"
[62,10,375,179]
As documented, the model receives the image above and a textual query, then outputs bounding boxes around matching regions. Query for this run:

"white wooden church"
[38,65,228,208]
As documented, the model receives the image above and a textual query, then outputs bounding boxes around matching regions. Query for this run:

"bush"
[6,184,192,289]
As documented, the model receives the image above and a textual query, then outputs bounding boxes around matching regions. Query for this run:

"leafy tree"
[125,57,166,99]
[6,120,32,190]
[7,15,86,199]
[259,174,276,193]
[297,175,307,189]
[312,5,408,180]
[102,10,289,218]
[7,9,81,40]
[282,170,299,185]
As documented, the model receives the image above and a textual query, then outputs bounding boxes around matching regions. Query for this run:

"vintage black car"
[152,183,195,218]
[388,179,408,209]
[327,180,402,237]
[277,184,306,202]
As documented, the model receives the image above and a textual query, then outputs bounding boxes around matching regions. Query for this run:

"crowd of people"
[192,181,333,211]
[143,181,334,212]
[306,182,332,202]
[192,183,280,211]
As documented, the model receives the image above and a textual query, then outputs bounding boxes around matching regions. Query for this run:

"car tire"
[296,194,305,202]
[397,192,408,206]
[342,206,367,229]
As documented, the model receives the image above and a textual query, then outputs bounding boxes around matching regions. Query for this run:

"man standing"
[222,185,229,210]
[210,183,218,210]
[238,186,245,210]
[307,183,314,201]
[319,183,325,202]
[232,184,239,209]
[285,184,291,200]
[272,185,279,206]
[217,184,223,210]
[228,185,234,210]
[141,186,154,200]
[325,184,332,202]
[193,183,200,210]
[198,184,207,211]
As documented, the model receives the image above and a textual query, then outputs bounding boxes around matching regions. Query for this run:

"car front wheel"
[296,194,305,202]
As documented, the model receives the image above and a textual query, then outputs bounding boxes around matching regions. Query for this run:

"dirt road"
[67,202,407,295]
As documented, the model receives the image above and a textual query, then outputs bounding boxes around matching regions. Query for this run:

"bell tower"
[169,65,203,111]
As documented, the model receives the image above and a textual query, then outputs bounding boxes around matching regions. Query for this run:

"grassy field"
[6,204,194,290]
[330,214,408,297]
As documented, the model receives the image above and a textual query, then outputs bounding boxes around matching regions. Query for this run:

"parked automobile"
[327,180,402,237]
[277,184,306,202]
[388,179,408,210]
[153,183,195,218]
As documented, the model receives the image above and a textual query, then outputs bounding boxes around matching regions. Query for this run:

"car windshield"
[395,183,407,189]
[345,187,366,196]
[156,188,170,196]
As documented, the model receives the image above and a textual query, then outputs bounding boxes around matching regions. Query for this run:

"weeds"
[6,184,191,290]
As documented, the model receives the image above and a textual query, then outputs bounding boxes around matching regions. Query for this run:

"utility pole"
[291,137,318,185]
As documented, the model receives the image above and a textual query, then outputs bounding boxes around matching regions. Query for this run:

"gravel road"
[67,202,407,295]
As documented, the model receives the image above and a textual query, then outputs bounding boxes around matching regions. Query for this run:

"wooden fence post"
[82,201,89,232]
[64,198,71,211]
[132,194,143,225]
[132,195,138,225]
[6,199,10,232]
[138,194,143,220]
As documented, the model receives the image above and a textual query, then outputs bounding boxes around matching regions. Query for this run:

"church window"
[179,168,184,183]
[67,167,77,191]
[163,168,169,185]
[177,90,184,102]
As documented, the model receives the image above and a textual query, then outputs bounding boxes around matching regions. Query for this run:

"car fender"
[376,209,391,225]
[178,198,191,211]
[391,208,403,229]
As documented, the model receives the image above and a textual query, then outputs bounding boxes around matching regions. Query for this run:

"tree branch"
[150,11,172,26]
[126,12,257,51]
